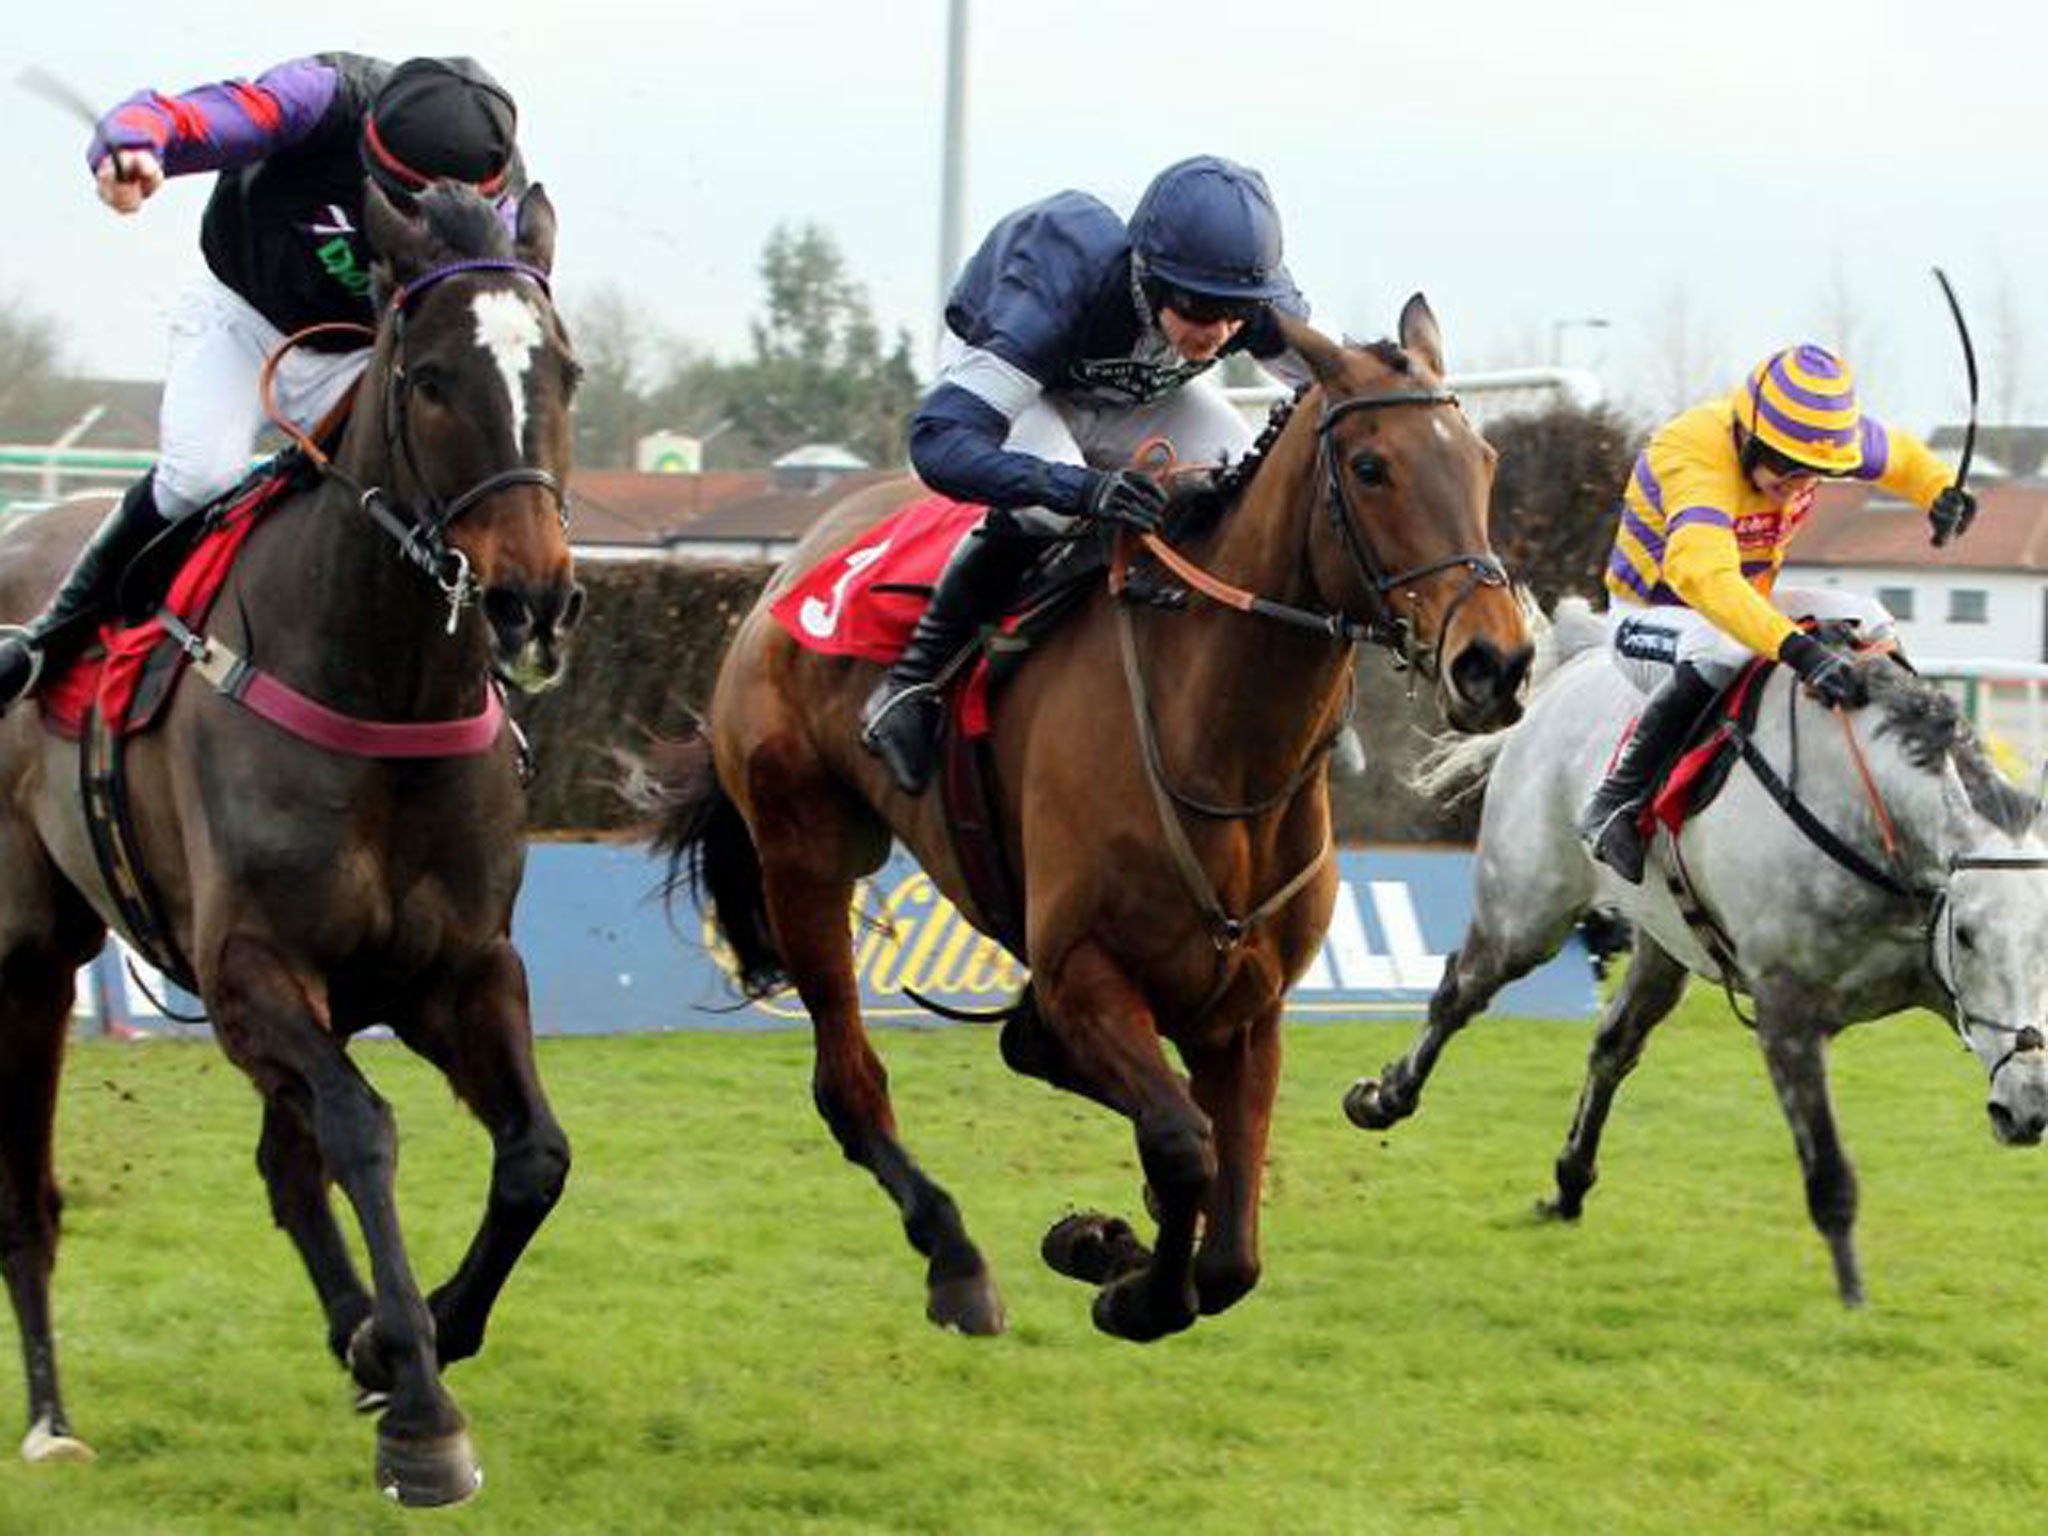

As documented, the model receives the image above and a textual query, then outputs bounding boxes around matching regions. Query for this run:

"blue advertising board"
[80,843,1597,1035]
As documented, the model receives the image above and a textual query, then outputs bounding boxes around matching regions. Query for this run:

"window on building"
[1948,589,1989,624]
[1877,586,1915,622]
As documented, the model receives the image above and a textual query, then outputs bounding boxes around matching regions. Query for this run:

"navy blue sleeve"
[909,384,1095,514]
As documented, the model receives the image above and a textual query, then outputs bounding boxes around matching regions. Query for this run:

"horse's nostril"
[483,587,533,642]
[559,583,587,633]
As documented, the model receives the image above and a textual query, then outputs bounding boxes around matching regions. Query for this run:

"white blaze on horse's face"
[471,290,545,459]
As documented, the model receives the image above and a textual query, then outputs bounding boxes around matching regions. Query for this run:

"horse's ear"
[516,183,557,276]
[362,178,430,290]
[1398,292,1446,377]
[1275,313,1347,385]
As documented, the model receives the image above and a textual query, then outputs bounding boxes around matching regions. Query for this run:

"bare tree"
[1987,264,2034,427]
[1629,283,1726,420]
[1808,258,1887,382]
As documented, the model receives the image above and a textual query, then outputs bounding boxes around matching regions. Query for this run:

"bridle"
[265,256,568,633]
[1927,852,2048,1078]
[1315,388,1510,675]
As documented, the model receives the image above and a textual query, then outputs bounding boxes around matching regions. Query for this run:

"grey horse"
[1345,600,2048,1306]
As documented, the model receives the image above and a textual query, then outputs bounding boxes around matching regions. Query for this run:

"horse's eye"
[1956,925,1978,953]
[410,366,448,407]
[1350,453,1389,487]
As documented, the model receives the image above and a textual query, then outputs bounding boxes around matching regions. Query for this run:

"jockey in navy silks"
[860,154,1314,795]
[1579,344,1978,883]
[0,54,527,712]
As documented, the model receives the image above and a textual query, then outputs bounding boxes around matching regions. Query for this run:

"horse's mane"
[414,182,515,261]
[1864,663,2039,836]
[1172,337,1418,544]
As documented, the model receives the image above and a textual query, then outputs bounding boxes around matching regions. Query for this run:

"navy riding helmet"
[1128,154,1289,302]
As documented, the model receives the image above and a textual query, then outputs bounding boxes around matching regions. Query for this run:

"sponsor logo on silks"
[310,227,374,297]
[1066,354,1214,406]
[1616,616,1679,664]
[701,868,1448,1020]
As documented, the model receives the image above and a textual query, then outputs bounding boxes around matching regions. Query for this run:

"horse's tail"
[619,720,788,998]
[1408,593,1608,806]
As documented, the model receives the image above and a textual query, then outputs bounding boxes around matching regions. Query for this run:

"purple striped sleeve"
[1606,551,1653,599]
[90,56,338,176]
[1850,417,1890,482]
[1631,453,1665,513]
[1619,504,1666,561]
[1667,505,1734,532]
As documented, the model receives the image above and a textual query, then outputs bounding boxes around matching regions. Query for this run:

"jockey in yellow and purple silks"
[1581,344,1978,882]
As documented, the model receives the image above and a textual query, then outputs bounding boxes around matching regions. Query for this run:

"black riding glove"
[1929,485,1977,548]
[1778,630,1868,710]
[1080,469,1168,535]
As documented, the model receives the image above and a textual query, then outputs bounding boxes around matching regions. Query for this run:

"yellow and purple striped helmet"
[1732,345,1863,475]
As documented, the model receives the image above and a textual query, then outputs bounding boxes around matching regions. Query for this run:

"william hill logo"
[705,870,1028,1019]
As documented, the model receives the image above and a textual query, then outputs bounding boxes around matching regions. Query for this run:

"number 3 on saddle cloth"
[769,492,1098,952]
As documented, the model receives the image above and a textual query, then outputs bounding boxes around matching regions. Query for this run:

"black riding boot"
[1578,662,1720,884]
[860,524,1036,794]
[0,474,172,714]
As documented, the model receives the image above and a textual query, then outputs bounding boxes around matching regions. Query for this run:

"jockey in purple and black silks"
[0,54,527,712]
[1579,344,1978,883]
[860,154,1315,795]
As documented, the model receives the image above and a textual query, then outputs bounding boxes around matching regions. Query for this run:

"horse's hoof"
[927,1272,1008,1336]
[376,1427,482,1508]
[1343,1077,1401,1131]
[21,1416,96,1464]
[345,1319,395,1398]
[1534,1196,1582,1222]
[1042,1213,1151,1285]
[1090,1273,1197,1344]
[353,1388,391,1416]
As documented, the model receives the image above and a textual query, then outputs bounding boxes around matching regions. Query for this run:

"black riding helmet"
[361,57,517,203]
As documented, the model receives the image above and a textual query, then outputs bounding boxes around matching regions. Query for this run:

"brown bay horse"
[645,300,1532,1342]
[0,183,580,1503]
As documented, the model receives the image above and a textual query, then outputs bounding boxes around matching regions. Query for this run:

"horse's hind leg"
[211,936,479,1506]
[747,777,1004,1335]
[255,1098,374,1373]
[0,942,96,1464]
[392,940,570,1370]
[1540,937,1689,1220]
[1751,988,1863,1307]
[0,843,104,1466]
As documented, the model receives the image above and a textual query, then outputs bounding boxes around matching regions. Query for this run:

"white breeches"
[1609,586,1897,693]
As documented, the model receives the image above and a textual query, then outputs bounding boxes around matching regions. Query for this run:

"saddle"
[771,490,1203,953]
[1639,656,1775,839]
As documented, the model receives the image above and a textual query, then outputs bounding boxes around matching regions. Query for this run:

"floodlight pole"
[936,0,969,358]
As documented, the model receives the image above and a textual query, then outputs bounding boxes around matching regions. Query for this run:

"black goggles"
[1156,286,1265,326]
[1745,439,1828,481]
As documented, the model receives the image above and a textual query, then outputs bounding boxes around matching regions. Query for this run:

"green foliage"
[4,997,2045,1533]
[563,226,920,471]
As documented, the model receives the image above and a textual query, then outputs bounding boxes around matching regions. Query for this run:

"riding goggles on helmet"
[1153,284,1265,326]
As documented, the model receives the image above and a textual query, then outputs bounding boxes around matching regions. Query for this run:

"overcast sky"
[4,0,2041,439]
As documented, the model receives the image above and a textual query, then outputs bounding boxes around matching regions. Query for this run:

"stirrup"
[0,625,45,704]
[860,678,940,744]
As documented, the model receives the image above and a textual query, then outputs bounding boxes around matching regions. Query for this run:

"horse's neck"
[235,410,495,720]
[1146,416,1354,793]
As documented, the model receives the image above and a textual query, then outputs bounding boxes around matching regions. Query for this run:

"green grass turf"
[2,989,2044,1534]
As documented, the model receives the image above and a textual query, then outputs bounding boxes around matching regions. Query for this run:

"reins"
[1102,367,1500,1005]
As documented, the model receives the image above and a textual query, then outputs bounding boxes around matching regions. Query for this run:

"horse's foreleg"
[1540,939,1689,1221]
[396,942,569,1372]
[1187,1002,1281,1317]
[760,853,1004,1336]
[0,948,92,1464]
[1346,933,1514,1131]
[255,1098,372,1371]
[1753,997,1863,1307]
[212,935,478,1506]
[1037,942,1212,1343]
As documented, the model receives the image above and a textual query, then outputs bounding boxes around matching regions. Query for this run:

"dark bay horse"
[0,183,580,1503]
[645,301,1533,1342]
